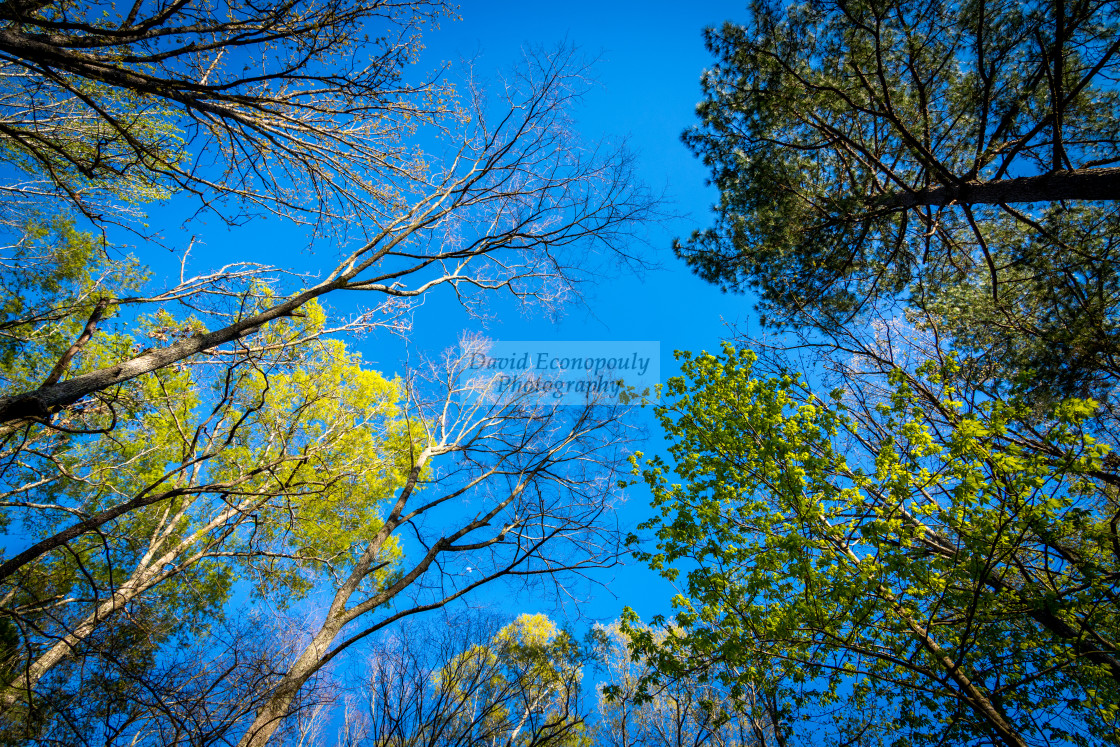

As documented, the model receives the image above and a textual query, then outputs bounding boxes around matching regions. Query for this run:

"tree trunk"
[881,167,1120,208]
[0,500,246,712]
[236,619,346,747]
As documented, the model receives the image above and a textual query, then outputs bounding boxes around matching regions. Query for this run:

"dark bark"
[881,167,1120,208]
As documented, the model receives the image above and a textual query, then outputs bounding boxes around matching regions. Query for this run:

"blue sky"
[408,0,750,353]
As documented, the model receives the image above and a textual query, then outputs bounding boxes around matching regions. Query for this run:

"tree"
[638,2,1120,744]
[0,616,322,746]
[0,4,654,741]
[0,303,416,738]
[592,621,772,747]
[235,339,630,746]
[0,323,632,746]
[632,344,1120,747]
[0,39,652,629]
[677,0,1120,397]
[337,611,588,747]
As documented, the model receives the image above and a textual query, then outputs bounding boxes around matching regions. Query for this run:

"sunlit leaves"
[633,345,1120,746]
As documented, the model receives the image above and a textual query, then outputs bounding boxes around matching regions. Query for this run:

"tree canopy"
[632,5,1120,738]
[632,345,1120,747]
[0,3,656,744]
[677,0,1120,397]
[347,613,587,747]
[0,0,449,231]
[16,0,1120,744]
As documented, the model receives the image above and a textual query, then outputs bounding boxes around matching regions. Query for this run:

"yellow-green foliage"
[0,216,145,379]
[4,296,422,651]
[631,345,1120,746]
[434,613,586,747]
